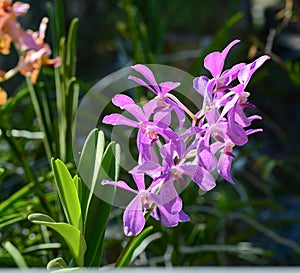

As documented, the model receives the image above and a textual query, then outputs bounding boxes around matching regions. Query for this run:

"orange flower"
[17,17,61,84]
[0,0,29,54]
[0,87,7,105]
[18,47,61,84]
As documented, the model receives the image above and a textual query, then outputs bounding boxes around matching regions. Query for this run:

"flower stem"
[115,226,154,267]
[166,93,197,122]
[26,77,52,161]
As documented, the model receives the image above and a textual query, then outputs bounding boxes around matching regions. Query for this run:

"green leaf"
[28,213,86,267]
[0,87,29,116]
[2,241,28,269]
[83,141,120,266]
[66,18,79,77]
[0,182,35,214]
[115,226,154,267]
[77,129,105,225]
[47,257,67,269]
[46,0,65,57]
[22,243,61,254]
[51,158,82,230]
[0,213,27,229]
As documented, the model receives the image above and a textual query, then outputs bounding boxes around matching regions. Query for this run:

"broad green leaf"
[2,241,28,269]
[51,158,82,230]
[84,141,120,266]
[115,226,154,267]
[28,213,86,267]
[77,129,105,226]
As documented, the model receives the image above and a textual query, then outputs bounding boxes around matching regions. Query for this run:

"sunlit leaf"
[28,213,86,267]
[47,257,67,269]
[84,141,120,266]
[115,226,154,267]
[77,129,105,225]
[51,158,82,230]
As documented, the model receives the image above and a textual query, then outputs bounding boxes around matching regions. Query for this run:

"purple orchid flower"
[194,40,245,95]
[103,94,178,162]
[100,40,269,236]
[210,139,236,183]
[102,174,189,236]
[131,133,216,192]
[129,64,185,129]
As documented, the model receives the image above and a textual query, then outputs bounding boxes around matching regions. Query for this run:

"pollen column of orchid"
[102,40,270,236]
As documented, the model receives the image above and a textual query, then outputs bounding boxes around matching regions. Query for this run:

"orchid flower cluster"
[102,40,269,236]
[0,0,61,105]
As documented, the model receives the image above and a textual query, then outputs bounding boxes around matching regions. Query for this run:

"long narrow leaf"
[0,182,35,214]
[55,37,67,161]
[51,158,82,230]
[77,129,105,226]
[115,226,154,267]
[84,142,120,266]
[66,18,79,78]
[2,241,28,269]
[0,213,27,229]
[28,213,86,267]
[65,78,79,162]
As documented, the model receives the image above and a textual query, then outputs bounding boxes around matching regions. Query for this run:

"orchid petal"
[218,152,234,184]
[227,109,248,146]
[193,76,209,97]
[112,94,146,121]
[123,196,145,236]
[159,81,180,96]
[204,52,223,78]
[198,132,217,171]
[112,94,135,107]
[179,210,190,222]
[182,165,216,191]
[101,180,138,194]
[131,64,160,94]
[204,40,240,78]
[102,113,139,127]
[132,173,145,191]
[130,161,162,178]
[238,55,270,86]
[128,75,157,94]
[143,99,158,120]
